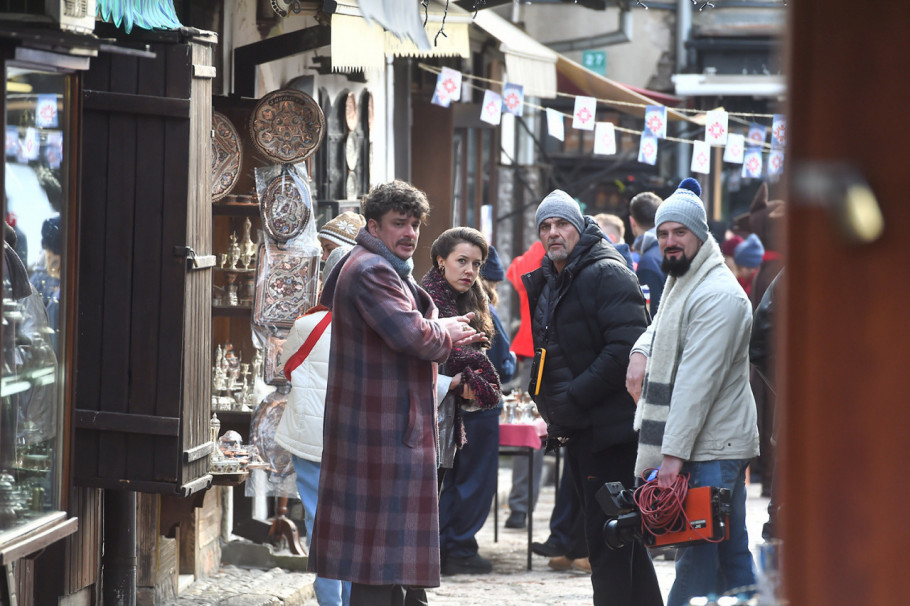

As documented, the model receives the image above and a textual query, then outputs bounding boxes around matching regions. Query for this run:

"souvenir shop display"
[211,343,263,411]
[213,217,258,306]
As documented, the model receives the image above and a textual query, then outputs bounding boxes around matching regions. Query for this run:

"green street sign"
[582,50,607,76]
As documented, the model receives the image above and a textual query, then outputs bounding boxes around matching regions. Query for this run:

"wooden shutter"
[74,31,216,496]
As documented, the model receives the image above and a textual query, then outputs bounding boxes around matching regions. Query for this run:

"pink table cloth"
[499,419,547,450]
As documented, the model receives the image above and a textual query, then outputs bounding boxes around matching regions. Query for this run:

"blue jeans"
[293,455,351,606]
[667,459,756,606]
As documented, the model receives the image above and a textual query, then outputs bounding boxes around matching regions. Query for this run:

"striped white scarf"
[633,236,725,478]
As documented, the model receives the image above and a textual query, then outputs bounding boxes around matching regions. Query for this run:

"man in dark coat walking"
[310,180,482,606]
[523,190,663,606]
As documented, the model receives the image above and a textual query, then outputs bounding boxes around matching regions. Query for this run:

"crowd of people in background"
[276,176,783,606]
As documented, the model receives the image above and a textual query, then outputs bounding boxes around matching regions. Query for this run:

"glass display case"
[1,65,70,539]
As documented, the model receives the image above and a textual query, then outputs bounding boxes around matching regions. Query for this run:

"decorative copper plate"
[253,244,319,330]
[260,170,312,243]
[212,112,242,201]
[249,89,326,164]
[344,92,357,132]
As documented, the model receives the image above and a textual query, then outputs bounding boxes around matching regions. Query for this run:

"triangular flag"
[691,140,711,174]
[479,90,503,125]
[742,148,763,178]
[546,108,565,141]
[593,122,616,155]
[705,109,729,146]
[572,96,597,131]
[638,131,658,165]
[502,83,524,116]
[644,105,667,139]
[723,133,745,164]
[771,114,786,149]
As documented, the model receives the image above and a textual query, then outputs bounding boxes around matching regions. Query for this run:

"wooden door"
[74,31,216,496]
[783,3,910,604]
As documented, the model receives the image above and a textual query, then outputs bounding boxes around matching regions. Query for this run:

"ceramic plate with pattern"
[260,171,312,243]
[212,112,242,201]
[249,89,326,164]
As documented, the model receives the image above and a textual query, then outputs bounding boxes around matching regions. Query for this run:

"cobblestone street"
[166,461,770,605]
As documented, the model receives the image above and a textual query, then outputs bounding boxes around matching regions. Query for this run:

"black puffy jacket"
[523,217,649,452]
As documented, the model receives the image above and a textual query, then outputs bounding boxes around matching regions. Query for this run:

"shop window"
[1,66,70,539]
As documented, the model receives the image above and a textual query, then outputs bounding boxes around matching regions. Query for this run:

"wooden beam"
[233,25,331,97]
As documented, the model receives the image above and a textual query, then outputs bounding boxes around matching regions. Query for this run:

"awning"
[471,10,558,99]
[556,54,690,121]
[331,8,470,72]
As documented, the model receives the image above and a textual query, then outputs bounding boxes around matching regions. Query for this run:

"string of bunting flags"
[422,63,787,180]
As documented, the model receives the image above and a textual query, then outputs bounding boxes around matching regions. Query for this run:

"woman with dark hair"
[421,227,502,575]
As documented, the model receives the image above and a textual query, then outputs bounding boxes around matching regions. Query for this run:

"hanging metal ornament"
[259,165,312,244]
[249,89,326,164]
[211,111,242,202]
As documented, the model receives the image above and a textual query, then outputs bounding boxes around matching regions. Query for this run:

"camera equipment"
[596,479,732,550]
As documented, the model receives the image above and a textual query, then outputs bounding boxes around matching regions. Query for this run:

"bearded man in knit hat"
[524,190,662,606]
[625,178,760,606]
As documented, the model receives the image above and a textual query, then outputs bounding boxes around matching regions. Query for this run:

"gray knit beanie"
[535,190,585,234]
[655,178,709,242]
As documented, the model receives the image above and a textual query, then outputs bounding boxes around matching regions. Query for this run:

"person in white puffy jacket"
[275,245,351,606]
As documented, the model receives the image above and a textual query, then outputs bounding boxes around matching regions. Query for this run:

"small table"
[495,420,556,571]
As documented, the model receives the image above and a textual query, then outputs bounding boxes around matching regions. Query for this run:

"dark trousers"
[565,431,663,606]
[350,584,428,606]
[438,408,500,559]
[550,462,588,559]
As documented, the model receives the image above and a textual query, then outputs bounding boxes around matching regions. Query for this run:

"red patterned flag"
[723,133,745,164]
[691,140,711,174]
[742,148,763,178]
[572,96,597,131]
[480,90,503,125]
[705,109,729,146]
[432,67,462,107]
[645,105,667,139]
[502,83,524,116]
[771,114,786,149]
[638,131,658,165]
[594,122,616,155]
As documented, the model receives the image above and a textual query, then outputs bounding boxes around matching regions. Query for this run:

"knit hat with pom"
[655,178,709,243]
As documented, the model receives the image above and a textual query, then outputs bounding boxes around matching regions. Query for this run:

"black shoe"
[531,536,567,558]
[504,511,526,529]
[441,554,493,576]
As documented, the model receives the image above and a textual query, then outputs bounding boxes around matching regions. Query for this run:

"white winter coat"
[274,309,331,462]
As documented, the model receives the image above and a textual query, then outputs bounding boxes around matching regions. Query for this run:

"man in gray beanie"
[524,190,661,605]
[626,177,759,606]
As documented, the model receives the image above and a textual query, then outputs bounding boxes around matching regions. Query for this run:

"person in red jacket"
[503,240,545,529]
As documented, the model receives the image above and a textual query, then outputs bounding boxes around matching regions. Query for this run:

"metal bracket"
[174,246,216,270]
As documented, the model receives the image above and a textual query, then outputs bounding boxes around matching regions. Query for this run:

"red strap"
[283,312,332,381]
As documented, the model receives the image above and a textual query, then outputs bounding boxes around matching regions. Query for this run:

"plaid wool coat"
[309,243,452,587]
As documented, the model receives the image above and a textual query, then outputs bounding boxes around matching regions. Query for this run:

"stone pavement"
[164,459,771,606]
